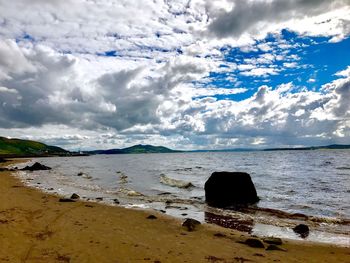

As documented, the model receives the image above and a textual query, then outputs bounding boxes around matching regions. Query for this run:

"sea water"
[14,150,350,246]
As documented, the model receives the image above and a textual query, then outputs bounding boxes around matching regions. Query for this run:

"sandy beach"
[0,160,349,263]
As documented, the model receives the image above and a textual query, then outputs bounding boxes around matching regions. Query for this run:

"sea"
[13,150,350,246]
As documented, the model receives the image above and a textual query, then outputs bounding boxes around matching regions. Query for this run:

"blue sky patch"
[200,29,350,101]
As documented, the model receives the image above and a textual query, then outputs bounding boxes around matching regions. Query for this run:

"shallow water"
[14,150,350,246]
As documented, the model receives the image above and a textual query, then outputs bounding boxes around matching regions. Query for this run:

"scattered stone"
[266,244,287,252]
[77,172,84,176]
[244,238,265,248]
[113,198,120,204]
[262,237,283,245]
[181,213,188,216]
[146,215,157,220]
[70,193,80,200]
[59,198,75,202]
[21,162,51,171]
[96,197,103,201]
[47,188,54,191]
[182,218,201,231]
[159,210,166,213]
[204,171,259,208]
[165,200,172,205]
[293,224,309,238]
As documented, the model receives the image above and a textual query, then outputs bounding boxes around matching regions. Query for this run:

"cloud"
[0,1,349,150]
[206,0,350,40]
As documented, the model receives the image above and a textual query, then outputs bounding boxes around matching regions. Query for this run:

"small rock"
[181,213,188,216]
[77,172,84,176]
[21,162,51,171]
[113,198,120,204]
[182,218,201,231]
[59,198,75,202]
[266,244,287,252]
[245,238,265,248]
[96,197,103,201]
[147,215,157,220]
[263,237,283,245]
[70,193,80,199]
[293,224,309,238]
[47,188,54,191]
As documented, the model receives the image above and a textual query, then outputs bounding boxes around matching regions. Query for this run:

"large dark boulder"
[204,172,259,208]
[21,162,51,171]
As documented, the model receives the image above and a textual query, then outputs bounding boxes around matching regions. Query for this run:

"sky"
[0,0,349,150]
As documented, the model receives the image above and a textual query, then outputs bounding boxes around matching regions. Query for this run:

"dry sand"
[0,160,349,263]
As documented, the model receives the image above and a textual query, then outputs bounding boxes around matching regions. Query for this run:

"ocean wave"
[118,187,143,197]
[159,174,194,189]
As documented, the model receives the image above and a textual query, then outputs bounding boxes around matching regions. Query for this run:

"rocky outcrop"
[204,172,259,208]
[21,162,51,171]
[293,224,309,238]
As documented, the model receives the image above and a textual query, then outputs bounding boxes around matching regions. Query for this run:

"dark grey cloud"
[207,0,349,38]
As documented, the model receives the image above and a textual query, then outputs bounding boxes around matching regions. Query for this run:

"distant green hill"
[87,144,181,155]
[0,136,69,157]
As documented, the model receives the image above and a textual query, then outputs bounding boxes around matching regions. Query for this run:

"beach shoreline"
[0,159,349,263]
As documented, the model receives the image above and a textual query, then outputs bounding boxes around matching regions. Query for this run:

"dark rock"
[293,224,309,238]
[182,218,201,231]
[96,197,103,201]
[205,212,253,233]
[204,172,259,208]
[263,237,283,245]
[113,198,120,204]
[244,238,265,248]
[22,162,51,171]
[70,193,80,199]
[77,172,84,176]
[266,244,287,251]
[59,198,75,202]
[146,215,157,220]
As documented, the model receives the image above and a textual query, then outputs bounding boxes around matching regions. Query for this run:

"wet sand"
[0,160,349,263]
